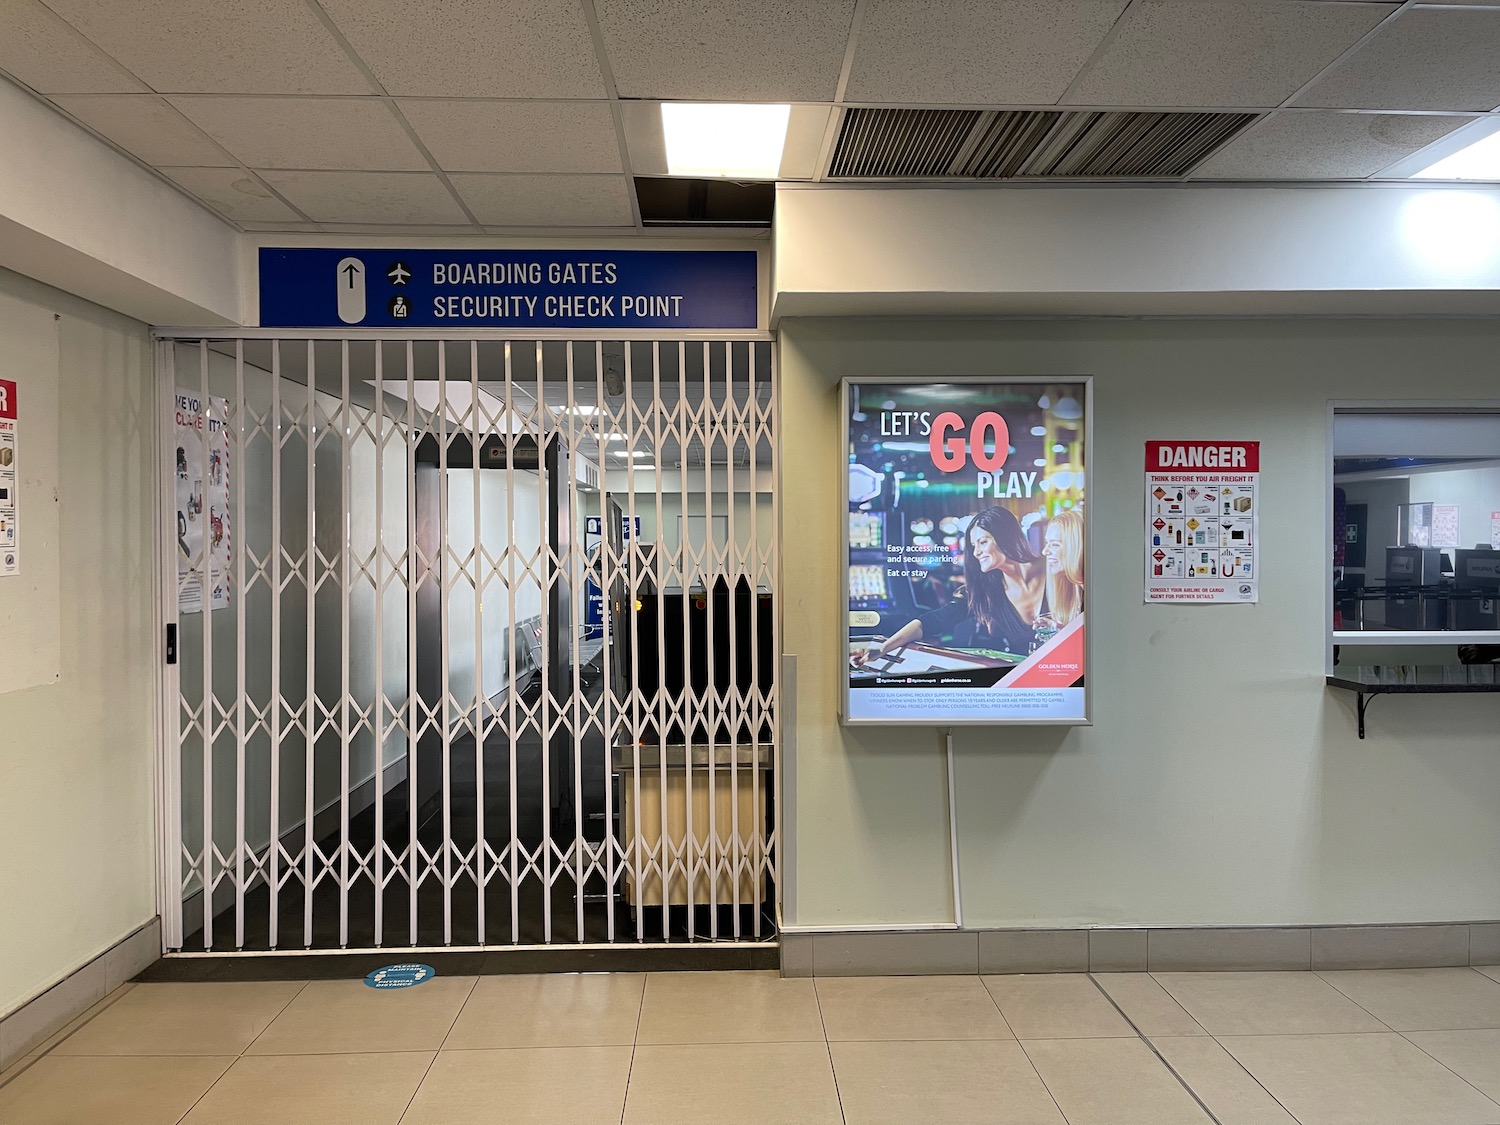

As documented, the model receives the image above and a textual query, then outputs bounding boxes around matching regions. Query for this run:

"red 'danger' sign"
[1144,439,1259,605]
[1145,440,1259,473]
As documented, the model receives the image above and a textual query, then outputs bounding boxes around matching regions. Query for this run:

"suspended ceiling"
[4,0,1500,235]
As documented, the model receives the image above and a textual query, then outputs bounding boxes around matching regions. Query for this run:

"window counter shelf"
[1326,664,1500,738]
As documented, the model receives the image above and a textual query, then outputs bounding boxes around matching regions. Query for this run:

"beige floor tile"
[5,984,136,1061]
[246,977,474,1055]
[983,974,1134,1039]
[1220,1032,1500,1125]
[1319,968,1500,1031]
[624,1042,842,1125]
[1475,966,1500,986]
[443,973,643,1049]
[1406,1029,1500,1103]
[1021,1037,1213,1125]
[831,1039,1066,1125]
[181,1051,434,1125]
[51,982,303,1057]
[635,971,824,1044]
[816,976,1013,1042]
[1093,973,1207,1036]
[1153,971,1388,1035]
[401,1046,632,1125]
[1151,1036,1298,1125]
[0,1054,233,1125]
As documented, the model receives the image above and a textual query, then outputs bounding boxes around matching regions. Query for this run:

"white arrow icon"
[336,257,366,324]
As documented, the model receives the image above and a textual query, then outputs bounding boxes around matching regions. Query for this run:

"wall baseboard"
[780,921,1500,977]
[0,918,161,1074]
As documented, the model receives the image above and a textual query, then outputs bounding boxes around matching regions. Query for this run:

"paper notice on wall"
[1145,441,1259,604]
[1432,504,1460,549]
[173,389,231,613]
[0,378,18,576]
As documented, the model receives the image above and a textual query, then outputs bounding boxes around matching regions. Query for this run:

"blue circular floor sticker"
[364,963,435,990]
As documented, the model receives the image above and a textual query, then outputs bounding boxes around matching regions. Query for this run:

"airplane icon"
[386,261,411,285]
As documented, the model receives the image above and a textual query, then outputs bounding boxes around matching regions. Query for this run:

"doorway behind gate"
[158,336,778,952]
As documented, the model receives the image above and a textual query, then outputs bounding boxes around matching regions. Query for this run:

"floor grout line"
[619,974,649,1125]
[167,979,340,1125]
[1086,972,1225,1125]
[393,974,478,1125]
[811,976,851,1125]
[1394,1027,1500,1115]
[983,985,1071,1125]
[0,983,140,1092]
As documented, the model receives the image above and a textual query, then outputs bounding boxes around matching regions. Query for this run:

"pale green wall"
[781,316,1500,929]
[0,270,156,1017]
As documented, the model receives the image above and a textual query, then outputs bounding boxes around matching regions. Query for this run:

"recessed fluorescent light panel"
[662,103,791,179]
[1413,129,1500,181]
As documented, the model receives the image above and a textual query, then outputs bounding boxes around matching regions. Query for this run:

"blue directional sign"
[364,963,435,990]
[259,248,759,330]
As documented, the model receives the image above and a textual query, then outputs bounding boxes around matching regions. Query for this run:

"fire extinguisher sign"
[1144,440,1259,605]
[0,378,19,577]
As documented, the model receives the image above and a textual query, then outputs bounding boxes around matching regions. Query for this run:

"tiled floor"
[4,966,1500,1124]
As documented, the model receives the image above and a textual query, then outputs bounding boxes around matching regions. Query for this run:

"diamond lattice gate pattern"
[157,336,778,952]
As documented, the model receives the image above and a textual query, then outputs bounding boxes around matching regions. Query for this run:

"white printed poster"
[1432,504,1460,550]
[0,378,18,576]
[174,389,231,613]
[1145,440,1259,604]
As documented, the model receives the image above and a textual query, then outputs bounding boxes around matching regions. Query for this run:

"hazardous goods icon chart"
[1144,440,1260,604]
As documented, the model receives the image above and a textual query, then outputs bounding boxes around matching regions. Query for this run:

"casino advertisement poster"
[842,378,1089,726]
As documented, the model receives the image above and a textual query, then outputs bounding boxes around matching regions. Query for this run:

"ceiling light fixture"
[661,103,791,179]
[1412,130,1500,181]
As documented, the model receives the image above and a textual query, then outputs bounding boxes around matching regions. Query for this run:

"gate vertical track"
[156,332,778,953]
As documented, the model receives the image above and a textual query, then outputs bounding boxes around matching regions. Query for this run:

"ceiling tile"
[257,170,469,224]
[160,168,303,222]
[595,0,855,100]
[316,0,605,98]
[449,174,635,227]
[169,97,426,170]
[40,0,372,93]
[1296,9,1500,111]
[1192,111,1469,179]
[399,100,623,174]
[51,95,231,166]
[1065,0,1392,108]
[0,1,147,93]
[847,0,1129,105]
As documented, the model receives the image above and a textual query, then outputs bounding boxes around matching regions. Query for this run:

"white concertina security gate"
[156,333,778,953]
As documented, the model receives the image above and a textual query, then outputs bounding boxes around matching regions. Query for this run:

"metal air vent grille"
[829,108,983,178]
[828,108,1259,180]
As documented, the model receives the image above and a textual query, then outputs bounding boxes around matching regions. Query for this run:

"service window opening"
[1332,408,1500,651]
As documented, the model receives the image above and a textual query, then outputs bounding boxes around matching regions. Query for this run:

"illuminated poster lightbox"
[842,378,1091,726]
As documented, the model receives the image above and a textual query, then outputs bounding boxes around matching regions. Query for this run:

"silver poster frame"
[839,375,1094,728]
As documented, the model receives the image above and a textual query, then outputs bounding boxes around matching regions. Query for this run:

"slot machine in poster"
[842,378,1090,726]
[173,389,232,613]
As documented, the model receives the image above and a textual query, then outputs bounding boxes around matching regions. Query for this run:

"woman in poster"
[853,506,1045,663]
[1042,509,1085,626]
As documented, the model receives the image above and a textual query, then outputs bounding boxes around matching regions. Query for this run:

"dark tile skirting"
[0,918,161,1073]
[779,922,1500,977]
